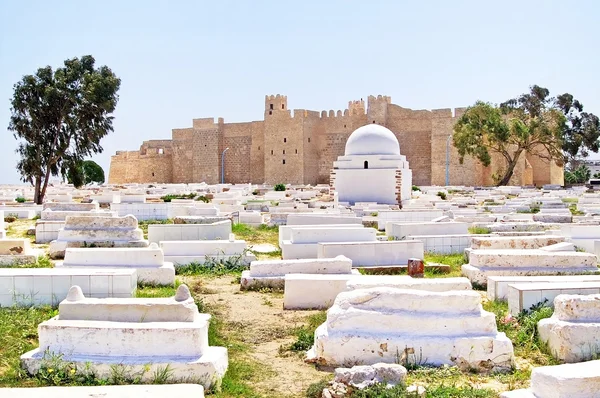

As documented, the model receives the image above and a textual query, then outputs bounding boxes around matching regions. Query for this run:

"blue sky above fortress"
[1,0,599,184]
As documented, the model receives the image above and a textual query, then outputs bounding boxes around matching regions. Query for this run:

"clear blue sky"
[1,0,599,184]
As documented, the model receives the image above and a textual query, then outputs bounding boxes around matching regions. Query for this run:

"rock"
[333,363,407,389]
[407,384,426,397]
[26,228,35,236]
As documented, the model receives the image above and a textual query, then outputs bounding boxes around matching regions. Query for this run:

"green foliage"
[67,160,105,187]
[411,185,420,191]
[305,379,330,398]
[453,85,600,186]
[0,306,58,386]
[4,215,17,223]
[469,226,491,234]
[273,183,286,191]
[35,352,100,386]
[8,55,121,204]
[15,197,26,203]
[436,191,447,200]
[344,383,497,398]
[160,193,197,202]
[564,164,591,184]
[568,203,584,215]
[287,311,327,352]
[484,300,557,365]
[176,252,249,276]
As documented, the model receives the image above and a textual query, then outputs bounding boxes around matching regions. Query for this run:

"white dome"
[344,124,400,156]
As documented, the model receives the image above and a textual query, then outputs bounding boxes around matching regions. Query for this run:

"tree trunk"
[39,164,53,204]
[497,149,523,186]
[34,176,42,204]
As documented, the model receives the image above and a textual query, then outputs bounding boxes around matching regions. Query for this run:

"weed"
[469,226,492,234]
[274,183,286,191]
[305,379,330,398]
[437,191,447,200]
[411,185,420,191]
[176,251,249,276]
[160,193,198,202]
[424,252,465,278]
[151,364,174,384]
[286,311,327,352]
[15,197,26,203]
[484,300,557,366]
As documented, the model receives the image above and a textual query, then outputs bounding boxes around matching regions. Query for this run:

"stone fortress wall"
[108,95,564,187]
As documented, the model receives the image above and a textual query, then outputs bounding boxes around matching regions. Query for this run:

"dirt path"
[195,276,329,397]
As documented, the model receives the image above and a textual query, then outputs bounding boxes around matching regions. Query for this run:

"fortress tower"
[108,94,564,189]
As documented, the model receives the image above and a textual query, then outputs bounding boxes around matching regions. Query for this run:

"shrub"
[161,193,197,202]
[274,183,286,192]
[468,226,491,234]
[411,185,420,191]
[15,197,26,203]
[437,191,447,200]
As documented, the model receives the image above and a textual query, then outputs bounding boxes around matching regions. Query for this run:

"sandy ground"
[193,276,329,397]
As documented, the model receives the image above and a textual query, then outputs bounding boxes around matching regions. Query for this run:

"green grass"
[561,197,579,204]
[137,219,174,239]
[345,383,497,397]
[134,282,179,298]
[232,223,279,246]
[424,252,466,278]
[469,226,492,234]
[0,306,58,386]
[0,255,54,269]
[483,300,557,366]
[286,311,327,352]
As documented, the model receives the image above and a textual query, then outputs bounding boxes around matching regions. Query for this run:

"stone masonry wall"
[108,95,562,188]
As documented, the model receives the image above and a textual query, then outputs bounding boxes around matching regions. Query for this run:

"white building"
[330,124,413,205]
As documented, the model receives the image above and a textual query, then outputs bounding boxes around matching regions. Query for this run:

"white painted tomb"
[507,282,600,315]
[0,268,137,307]
[462,249,598,285]
[488,275,600,301]
[385,221,468,240]
[500,360,600,398]
[281,226,377,259]
[241,255,356,289]
[278,224,365,247]
[1,384,206,398]
[283,273,362,309]
[558,224,600,253]
[538,294,600,362]
[160,239,255,266]
[345,276,472,292]
[49,215,148,259]
[56,244,175,286]
[317,240,424,268]
[307,287,514,370]
[331,124,412,205]
[470,235,567,250]
[21,285,228,389]
[286,213,362,226]
[0,238,37,265]
[376,210,444,230]
[148,220,231,243]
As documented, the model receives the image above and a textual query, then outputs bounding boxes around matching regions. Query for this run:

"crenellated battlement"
[368,95,392,104]
[111,93,562,189]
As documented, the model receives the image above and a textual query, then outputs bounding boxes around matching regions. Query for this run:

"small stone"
[406,384,426,397]
[334,363,407,389]
[174,284,191,301]
[26,228,35,236]
[321,388,333,398]
[407,258,424,278]
[66,285,85,301]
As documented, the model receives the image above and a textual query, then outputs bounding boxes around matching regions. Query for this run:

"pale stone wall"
[108,94,563,187]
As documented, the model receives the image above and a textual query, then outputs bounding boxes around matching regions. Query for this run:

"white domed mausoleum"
[330,124,413,205]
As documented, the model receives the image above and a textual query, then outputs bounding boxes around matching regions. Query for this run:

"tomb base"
[538,320,600,362]
[1,385,205,398]
[461,264,600,285]
[21,346,227,390]
[55,262,176,286]
[309,323,514,372]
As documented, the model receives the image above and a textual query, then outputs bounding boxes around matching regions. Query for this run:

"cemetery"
[2,28,600,395]
[2,180,600,397]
